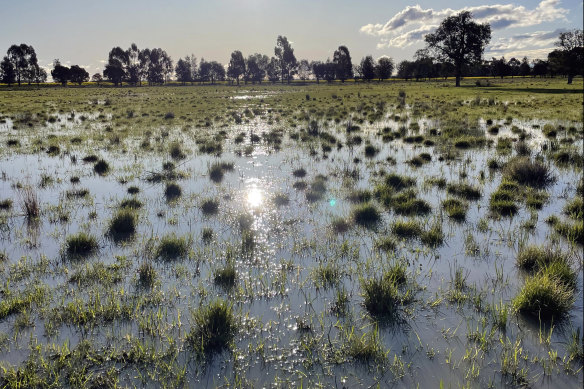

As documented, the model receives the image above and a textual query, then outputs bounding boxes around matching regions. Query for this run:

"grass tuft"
[186,299,237,355]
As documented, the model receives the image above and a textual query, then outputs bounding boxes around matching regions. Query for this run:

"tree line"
[1,15,582,87]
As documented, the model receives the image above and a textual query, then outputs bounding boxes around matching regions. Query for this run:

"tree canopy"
[425,11,491,86]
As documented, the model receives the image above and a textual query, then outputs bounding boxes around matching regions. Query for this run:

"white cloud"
[488,29,565,53]
[360,0,568,49]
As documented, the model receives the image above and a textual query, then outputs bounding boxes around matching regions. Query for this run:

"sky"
[1,0,582,75]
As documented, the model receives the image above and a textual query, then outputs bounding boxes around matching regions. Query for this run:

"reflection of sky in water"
[0,106,582,386]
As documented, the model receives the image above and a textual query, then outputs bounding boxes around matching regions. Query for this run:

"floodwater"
[0,108,582,388]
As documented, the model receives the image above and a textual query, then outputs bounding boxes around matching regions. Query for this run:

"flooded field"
[0,79,582,388]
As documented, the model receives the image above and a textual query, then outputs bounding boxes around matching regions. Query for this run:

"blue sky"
[1,0,582,75]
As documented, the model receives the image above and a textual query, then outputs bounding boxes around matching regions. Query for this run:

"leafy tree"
[31,65,47,85]
[6,44,38,86]
[376,57,394,81]
[266,57,280,83]
[1,57,16,85]
[274,36,297,84]
[126,43,142,86]
[69,65,89,85]
[209,61,225,84]
[51,60,70,86]
[397,60,415,80]
[175,58,192,84]
[333,46,353,82]
[143,48,172,85]
[186,54,198,84]
[199,59,211,83]
[311,61,325,84]
[360,56,376,81]
[91,73,103,86]
[552,29,583,84]
[425,11,491,86]
[507,57,520,78]
[519,57,531,77]
[297,59,311,81]
[323,60,336,82]
[532,59,548,78]
[246,53,268,84]
[104,47,128,86]
[227,50,246,85]
[490,57,509,79]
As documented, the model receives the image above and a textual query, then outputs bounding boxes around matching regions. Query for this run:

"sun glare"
[247,187,263,208]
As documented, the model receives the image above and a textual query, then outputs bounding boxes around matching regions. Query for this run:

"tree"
[69,65,89,85]
[490,57,509,79]
[51,60,70,86]
[532,59,548,78]
[246,53,268,84]
[376,57,394,81]
[397,60,415,80]
[266,57,280,83]
[323,60,336,82]
[1,57,16,85]
[553,29,583,84]
[187,54,198,84]
[227,50,246,85]
[507,57,520,78]
[274,36,297,84]
[124,44,142,86]
[311,61,325,84]
[92,73,103,86]
[297,59,311,81]
[143,48,172,85]
[519,57,530,77]
[425,11,491,86]
[31,65,47,85]
[6,44,38,86]
[104,46,128,86]
[175,58,192,85]
[360,56,376,82]
[209,61,225,84]
[333,46,353,82]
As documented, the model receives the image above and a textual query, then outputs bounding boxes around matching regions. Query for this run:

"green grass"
[186,299,237,355]
[200,198,219,215]
[108,209,137,237]
[93,159,110,175]
[164,182,182,200]
[155,234,189,260]
[513,273,573,320]
[504,157,553,187]
[351,203,381,227]
[65,232,98,258]
[446,182,481,200]
[442,198,467,221]
[391,219,423,239]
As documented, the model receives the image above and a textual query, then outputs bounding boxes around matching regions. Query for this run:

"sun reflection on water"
[247,187,264,208]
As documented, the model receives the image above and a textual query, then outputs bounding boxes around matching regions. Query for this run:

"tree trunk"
[567,74,573,84]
